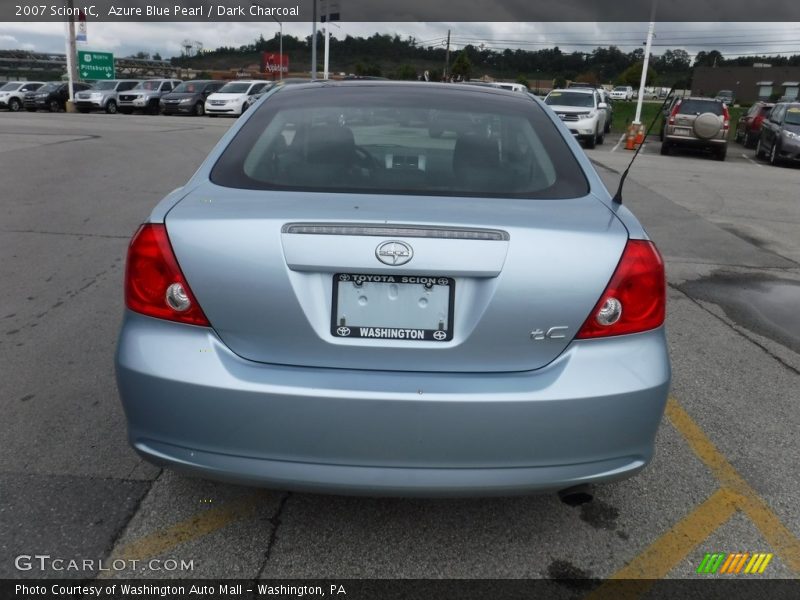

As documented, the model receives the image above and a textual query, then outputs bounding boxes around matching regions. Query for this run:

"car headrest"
[306,124,356,165]
[453,134,500,175]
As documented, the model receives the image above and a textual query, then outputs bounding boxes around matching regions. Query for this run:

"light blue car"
[116,81,670,496]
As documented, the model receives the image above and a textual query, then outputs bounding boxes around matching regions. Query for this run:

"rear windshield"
[0,82,22,91]
[91,81,117,90]
[613,87,627,91]
[218,82,252,94]
[678,100,724,116]
[545,91,594,108]
[211,85,589,199]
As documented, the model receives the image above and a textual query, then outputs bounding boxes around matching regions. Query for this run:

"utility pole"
[277,17,283,80]
[311,0,317,80]
[63,0,78,109]
[443,30,451,82]
[323,0,329,79]
[633,0,658,126]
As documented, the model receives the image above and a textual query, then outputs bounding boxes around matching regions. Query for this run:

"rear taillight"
[668,100,681,125]
[722,105,730,131]
[576,240,665,339]
[124,223,209,326]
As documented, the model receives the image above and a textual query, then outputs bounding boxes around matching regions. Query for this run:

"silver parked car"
[0,81,45,112]
[543,88,608,148]
[116,82,670,496]
[755,102,800,166]
[74,79,141,114]
[117,79,182,114]
[661,97,729,161]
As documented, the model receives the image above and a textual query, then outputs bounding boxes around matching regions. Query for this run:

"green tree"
[355,62,382,77]
[619,62,656,87]
[394,64,417,80]
[515,74,529,88]
[450,51,472,81]
[655,49,690,72]
[427,68,442,82]
[694,50,724,68]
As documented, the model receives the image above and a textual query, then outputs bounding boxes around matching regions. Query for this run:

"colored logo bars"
[696,552,773,574]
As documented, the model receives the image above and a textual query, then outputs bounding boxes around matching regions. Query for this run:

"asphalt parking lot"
[1,111,798,588]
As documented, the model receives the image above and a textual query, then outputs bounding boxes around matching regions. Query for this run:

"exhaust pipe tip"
[558,484,594,506]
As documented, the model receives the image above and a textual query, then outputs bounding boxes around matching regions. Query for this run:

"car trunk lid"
[164,184,628,372]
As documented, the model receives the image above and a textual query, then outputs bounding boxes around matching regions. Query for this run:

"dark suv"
[756,102,800,166]
[160,80,225,116]
[735,101,774,148]
[661,97,729,161]
[23,82,91,112]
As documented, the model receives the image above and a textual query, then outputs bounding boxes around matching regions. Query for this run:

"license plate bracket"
[331,273,454,342]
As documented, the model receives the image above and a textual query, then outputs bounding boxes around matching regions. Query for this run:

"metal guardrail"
[0,50,178,78]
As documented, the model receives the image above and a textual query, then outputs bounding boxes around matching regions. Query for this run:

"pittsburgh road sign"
[77,51,114,79]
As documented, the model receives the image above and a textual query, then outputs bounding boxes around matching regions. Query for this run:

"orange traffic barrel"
[634,123,645,145]
[625,124,637,150]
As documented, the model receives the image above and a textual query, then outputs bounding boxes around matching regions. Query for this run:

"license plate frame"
[330,273,455,342]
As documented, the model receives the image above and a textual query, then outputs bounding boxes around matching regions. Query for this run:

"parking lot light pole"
[274,15,283,80]
[634,20,656,126]
[311,0,317,80]
[63,0,77,109]
[323,1,329,80]
[634,0,658,129]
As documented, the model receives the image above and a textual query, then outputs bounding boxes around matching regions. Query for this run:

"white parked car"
[205,80,270,117]
[492,82,529,93]
[543,88,608,148]
[0,81,46,112]
[610,86,634,101]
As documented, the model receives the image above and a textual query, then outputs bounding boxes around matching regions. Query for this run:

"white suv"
[205,80,270,117]
[0,81,45,112]
[543,88,608,148]
[610,86,634,101]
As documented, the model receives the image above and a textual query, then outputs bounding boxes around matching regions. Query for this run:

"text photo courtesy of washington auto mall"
[1,0,799,599]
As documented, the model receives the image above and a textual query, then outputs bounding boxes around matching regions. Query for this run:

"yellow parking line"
[99,493,263,578]
[101,397,799,589]
[666,398,800,573]
[585,488,738,599]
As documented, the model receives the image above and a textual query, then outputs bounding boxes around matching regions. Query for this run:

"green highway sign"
[77,51,115,80]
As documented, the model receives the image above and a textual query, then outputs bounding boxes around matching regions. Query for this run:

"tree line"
[170,32,800,86]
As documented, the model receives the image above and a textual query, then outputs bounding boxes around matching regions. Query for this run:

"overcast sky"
[1,22,799,62]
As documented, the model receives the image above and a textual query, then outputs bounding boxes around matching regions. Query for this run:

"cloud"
[1,21,799,60]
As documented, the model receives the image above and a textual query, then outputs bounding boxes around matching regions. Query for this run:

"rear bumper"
[116,312,671,496]
[664,134,727,148]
